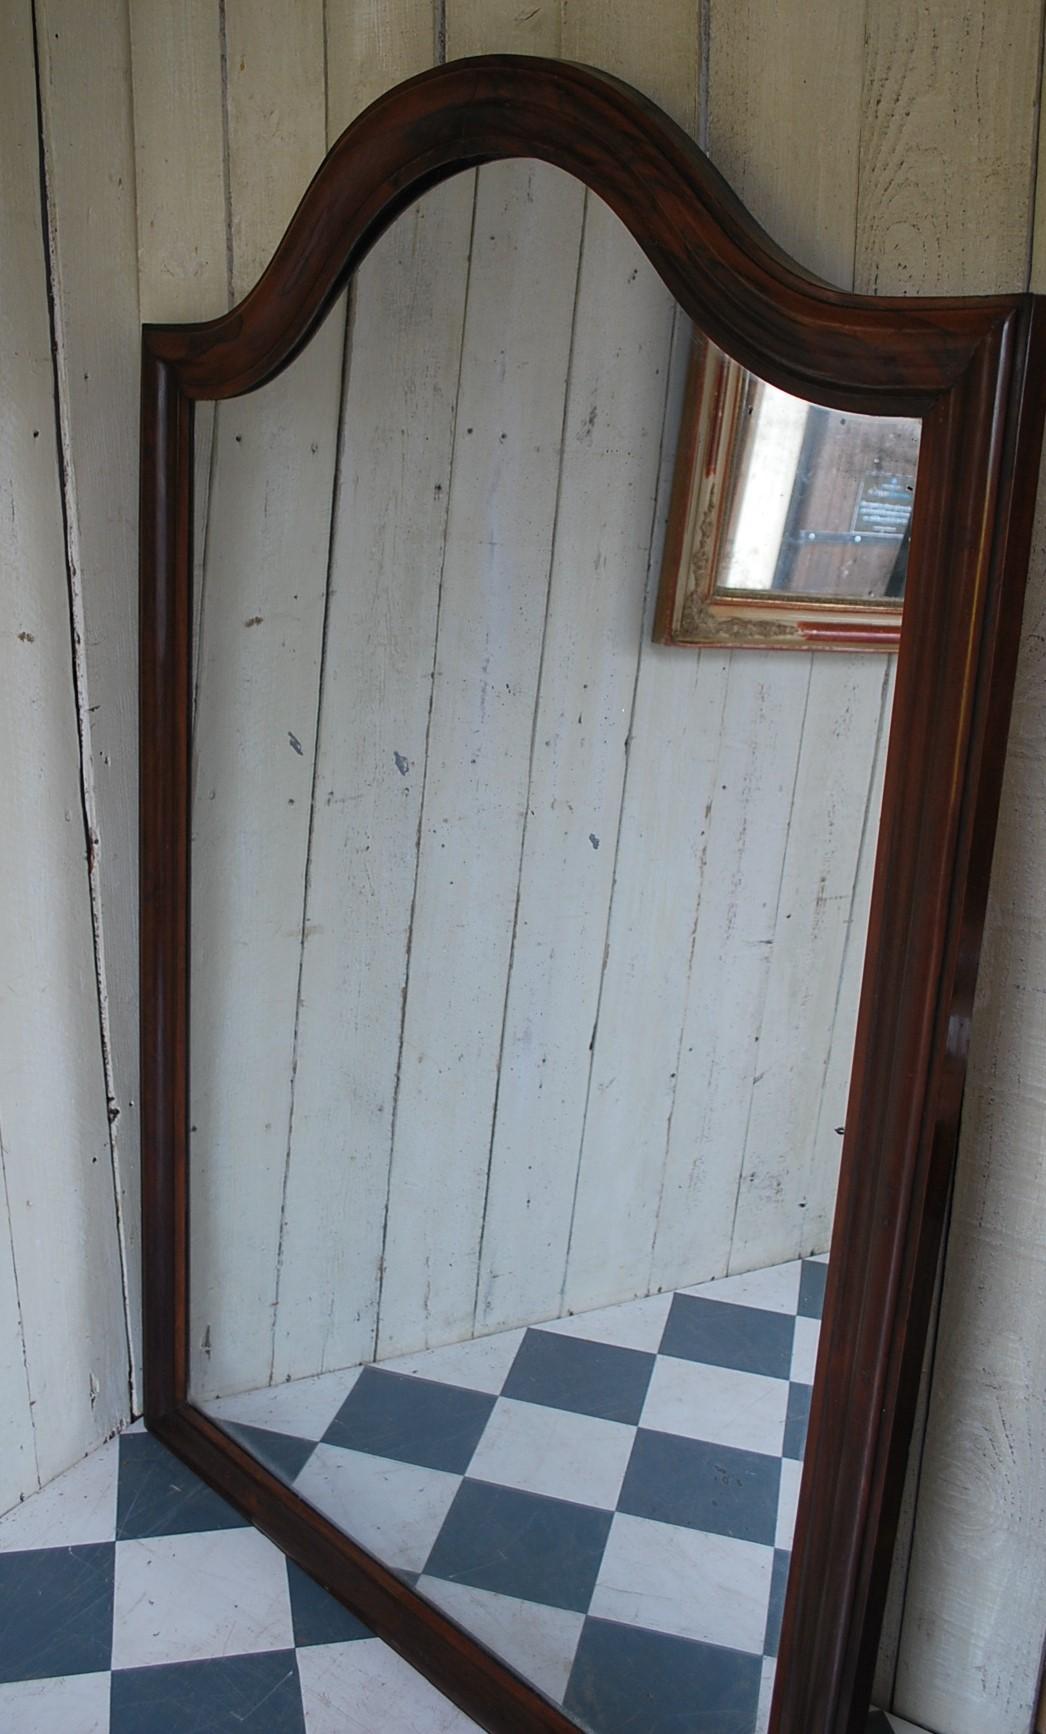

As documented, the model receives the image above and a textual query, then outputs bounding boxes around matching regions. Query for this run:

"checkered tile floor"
[0,1258,927,1732]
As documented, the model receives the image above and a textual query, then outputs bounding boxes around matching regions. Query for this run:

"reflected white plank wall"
[3,1,1046,1730]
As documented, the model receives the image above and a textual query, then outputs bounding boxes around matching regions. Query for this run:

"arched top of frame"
[145,54,1019,411]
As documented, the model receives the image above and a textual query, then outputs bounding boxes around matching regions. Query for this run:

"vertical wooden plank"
[569,651,810,1308]
[271,174,476,1383]
[562,640,728,1311]
[376,161,587,1359]
[562,0,699,134]
[128,0,228,324]
[808,661,894,1253]
[705,0,863,282]
[187,3,340,1399]
[855,0,1040,296]
[35,0,144,1397]
[224,0,328,293]
[324,0,434,138]
[446,0,560,56]
[725,658,892,1271]
[859,6,1044,1728]
[475,197,676,1334]
[261,1,440,1385]
[0,0,128,1497]
[0,1146,33,1513]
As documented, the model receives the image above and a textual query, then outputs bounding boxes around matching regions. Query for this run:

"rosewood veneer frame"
[140,54,1046,1734]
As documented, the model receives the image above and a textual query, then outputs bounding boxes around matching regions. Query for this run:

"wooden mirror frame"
[139,54,1046,1734]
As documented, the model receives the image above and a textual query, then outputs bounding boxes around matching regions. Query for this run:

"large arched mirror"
[139,56,1046,1734]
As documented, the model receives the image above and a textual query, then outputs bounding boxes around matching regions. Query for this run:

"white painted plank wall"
[0,0,129,1509]
[188,2,343,1399]
[271,174,476,1383]
[376,160,589,1358]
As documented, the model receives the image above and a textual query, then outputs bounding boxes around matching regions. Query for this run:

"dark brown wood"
[138,52,1046,1734]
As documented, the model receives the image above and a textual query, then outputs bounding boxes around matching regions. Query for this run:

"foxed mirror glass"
[186,159,897,1733]
[655,335,919,651]
[140,53,1046,1734]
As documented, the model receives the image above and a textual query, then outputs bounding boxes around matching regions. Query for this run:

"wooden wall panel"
[128,0,228,325]
[376,161,587,1358]
[476,196,677,1334]
[271,174,476,1384]
[325,0,435,137]
[35,0,144,1397]
[187,4,341,1400]
[0,0,129,1505]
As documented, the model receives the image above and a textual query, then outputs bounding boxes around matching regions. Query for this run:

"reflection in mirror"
[189,160,902,1731]
[656,335,920,652]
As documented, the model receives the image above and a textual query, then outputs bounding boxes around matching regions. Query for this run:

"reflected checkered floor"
[0,1257,928,1732]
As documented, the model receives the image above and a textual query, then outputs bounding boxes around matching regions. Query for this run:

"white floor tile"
[539,1290,673,1353]
[681,1261,803,1315]
[379,1330,525,1395]
[467,1397,634,1510]
[0,1672,110,1733]
[791,1315,821,1385]
[640,1355,788,1456]
[111,1524,294,1669]
[755,1656,777,1734]
[295,1444,460,1574]
[0,1439,118,1550]
[203,1368,359,1442]
[590,1511,773,1654]
[417,1576,584,1704]
[776,1456,803,1552]
[298,1637,481,1731]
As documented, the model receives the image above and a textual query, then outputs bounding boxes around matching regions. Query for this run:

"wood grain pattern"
[128,0,228,324]
[706,0,864,283]
[325,0,435,138]
[856,0,1041,297]
[561,0,698,131]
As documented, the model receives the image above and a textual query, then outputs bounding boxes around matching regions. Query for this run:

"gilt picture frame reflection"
[655,330,920,651]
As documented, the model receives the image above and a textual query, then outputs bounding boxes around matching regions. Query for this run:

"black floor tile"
[0,1543,114,1682]
[223,1420,318,1484]
[110,1651,305,1732]
[783,1381,812,1461]
[322,1367,495,1474]
[763,1547,791,1657]
[502,1328,655,1424]
[424,1478,612,1613]
[565,1616,763,1733]
[798,1259,828,1320]
[618,1428,780,1545]
[116,1433,248,1540]
[287,1559,372,1648]
[660,1294,795,1379]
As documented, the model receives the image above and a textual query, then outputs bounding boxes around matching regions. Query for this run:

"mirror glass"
[188,160,905,1733]
[703,345,919,604]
